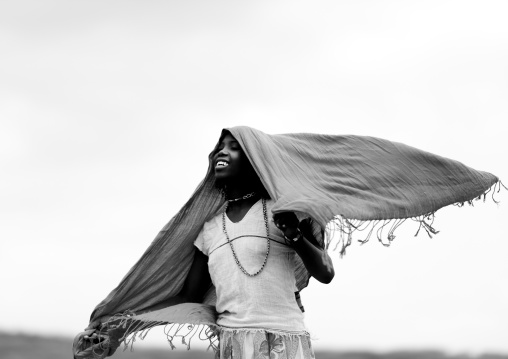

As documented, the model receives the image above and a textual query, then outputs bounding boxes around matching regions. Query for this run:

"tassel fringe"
[326,180,505,256]
[95,312,219,357]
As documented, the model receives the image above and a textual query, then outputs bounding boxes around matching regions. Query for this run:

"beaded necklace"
[222,197,270,277]
[227,191,257,203]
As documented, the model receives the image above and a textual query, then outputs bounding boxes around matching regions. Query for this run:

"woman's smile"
[215,160,229,169]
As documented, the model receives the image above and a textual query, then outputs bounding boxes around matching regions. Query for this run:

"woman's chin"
[214,168,239,182]
[213,175,230,190]
[214,171,228,181]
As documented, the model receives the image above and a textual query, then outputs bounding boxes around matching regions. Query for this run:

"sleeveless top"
[194,199,307,333]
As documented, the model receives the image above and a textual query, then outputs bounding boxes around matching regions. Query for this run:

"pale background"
[1,0,507,356]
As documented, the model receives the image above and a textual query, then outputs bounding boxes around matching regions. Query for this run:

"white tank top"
[194,199,307,332]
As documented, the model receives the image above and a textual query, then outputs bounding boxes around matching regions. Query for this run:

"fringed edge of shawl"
[92,315,314,357]
[91,312,219,358]
[326,180,506,256]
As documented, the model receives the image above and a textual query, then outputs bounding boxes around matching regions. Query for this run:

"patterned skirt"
[218,328,315,359]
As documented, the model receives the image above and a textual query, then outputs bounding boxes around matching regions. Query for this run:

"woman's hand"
[73,329,113,359]
[83,320,124,343]
[74,317,126,359]
[273,212,300,240]
[82,316,104,340]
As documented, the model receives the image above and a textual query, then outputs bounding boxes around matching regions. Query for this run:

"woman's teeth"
[217,161,228,167]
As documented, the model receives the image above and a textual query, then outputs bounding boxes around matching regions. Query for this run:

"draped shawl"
[76,126,500,357]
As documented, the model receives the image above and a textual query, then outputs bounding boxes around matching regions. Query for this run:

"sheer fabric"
[74,126,499,359]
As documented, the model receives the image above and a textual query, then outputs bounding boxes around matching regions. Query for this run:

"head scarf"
[74,126,500,358]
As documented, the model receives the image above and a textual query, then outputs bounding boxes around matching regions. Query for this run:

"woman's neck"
[225,188,261,220]
[224,179,259,200]
[226,188,257,201]
[223,180,264,218]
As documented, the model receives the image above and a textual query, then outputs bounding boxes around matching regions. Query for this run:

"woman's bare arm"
[273,213,335,284]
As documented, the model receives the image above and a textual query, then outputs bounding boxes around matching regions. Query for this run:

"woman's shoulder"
[202,211,222,233]
[195,212,222,254]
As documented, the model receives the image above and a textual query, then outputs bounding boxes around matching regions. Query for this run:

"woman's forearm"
[293,235,335,284]
[273,212,335,284]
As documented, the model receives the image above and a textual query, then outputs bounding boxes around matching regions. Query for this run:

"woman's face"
[213,133,250,182]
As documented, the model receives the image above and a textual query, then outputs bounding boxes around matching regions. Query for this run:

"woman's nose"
[217,147,228,156]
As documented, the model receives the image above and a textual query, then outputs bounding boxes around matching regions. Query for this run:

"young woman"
[79,131,334,359]
[75,126,498,359]
[189,132,335,358]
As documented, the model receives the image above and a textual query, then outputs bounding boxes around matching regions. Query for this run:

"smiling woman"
[74,128,335,359]
[213,132,266,195]
[188,130,334,358]
[73,126,499,359]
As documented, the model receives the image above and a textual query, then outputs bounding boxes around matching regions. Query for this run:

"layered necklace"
[222,196,270,277]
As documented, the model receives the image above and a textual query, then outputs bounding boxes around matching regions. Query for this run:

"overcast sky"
[1,0,507,355]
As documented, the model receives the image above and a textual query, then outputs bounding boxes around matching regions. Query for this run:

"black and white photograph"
[1,1,507,359]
